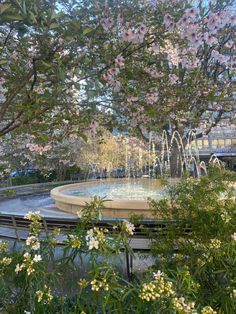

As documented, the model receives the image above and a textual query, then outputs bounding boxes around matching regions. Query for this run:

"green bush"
[149,166,236,313]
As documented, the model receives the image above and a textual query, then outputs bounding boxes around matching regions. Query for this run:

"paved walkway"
[0,193,76,218]
[0,180,79,199]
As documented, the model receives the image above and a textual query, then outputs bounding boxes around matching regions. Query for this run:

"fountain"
[51,130,216,219]
[51,178,178,219]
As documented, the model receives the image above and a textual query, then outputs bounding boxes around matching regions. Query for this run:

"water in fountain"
[63,178,179,201]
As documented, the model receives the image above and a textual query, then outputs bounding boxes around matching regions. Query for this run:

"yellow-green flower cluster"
[0,240,8,253]
[91,278,109,292]
[0,257,12,266]
[24,210,42,236]
[69,234,81,249]
[15,252,42,276]
[36,285,53,304]
[0,256,12,274]
[209,238,221,249]
[220,209,231,223]
[139,271,175,302]
[201,306,217,314]
[172,297,196,313]
[78,278,89,289]
[197,251,213,267]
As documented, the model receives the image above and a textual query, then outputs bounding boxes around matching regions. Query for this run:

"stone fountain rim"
[50,178,160,211]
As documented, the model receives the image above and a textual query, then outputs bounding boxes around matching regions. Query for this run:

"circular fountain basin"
[51,179,176,219]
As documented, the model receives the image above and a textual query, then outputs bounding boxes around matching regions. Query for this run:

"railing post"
[11,216,20,241]
[42,218,49,236]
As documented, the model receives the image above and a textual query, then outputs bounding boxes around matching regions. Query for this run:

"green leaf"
[29,11,37,24]
[41,61,52,69]
[0,4,11,14]
[50,22,59,29]
[80,133,88,142]
[0,13,23,22]
[83,27,93,35]
[0,59,8,65]
[41,133,48,143]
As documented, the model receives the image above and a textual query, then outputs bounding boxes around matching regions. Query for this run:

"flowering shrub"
[149,166,236,313]
[0,168,235,313]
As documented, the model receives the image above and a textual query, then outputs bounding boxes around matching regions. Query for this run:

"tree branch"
[0,69,34,121]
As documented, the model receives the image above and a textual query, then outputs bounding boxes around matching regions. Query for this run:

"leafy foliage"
[149,167,236,313]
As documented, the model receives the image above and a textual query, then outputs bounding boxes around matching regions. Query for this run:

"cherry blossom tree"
[0,0,235,143]
[93,0,235,139]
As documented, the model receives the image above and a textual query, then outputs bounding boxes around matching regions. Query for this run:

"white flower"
[24,211,41,221]
[153,270,163,279]
[33,254,42,262]
[85,227,106,250]
[86,228,94,239]
[26,266,35,275]
[88,237,99,250]
[26,236,40,250]
[123,220,135,235]
[231,232,236,241]
[23,252,31,260]
[15,263,23,274]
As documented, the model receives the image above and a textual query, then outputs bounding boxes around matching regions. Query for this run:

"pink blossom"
[138,23,148,35]
[203,33,218,45]
[146,93,158,105]
[211,49,220,60]
[177,15,190,28]
[144,67,164,78]
[225,40,234,49]
[109,68,120,76]
[26,143,52,155]
[115,55,125,67]
[164,14,173,27]
[112,80,121,92]
[127,96,139,103]
[169,74,178,85]
[89,121,99,136]
[187,31,197,42]
[190,38,202,49]
[185,8,199,19]
[149,43,160,53]
[117,13,124,25]
[101,18,114,31]
[181,57,199,69]
[122,23,148,44]
[230,15,236,26]
[122,29,135,42]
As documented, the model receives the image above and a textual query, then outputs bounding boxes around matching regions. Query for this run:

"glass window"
[232,139,236,146]
[196,140,202,148]
[225,139,232,147]
[203,139,209,147]
[218,139,224,147]
[212,140,218,148]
